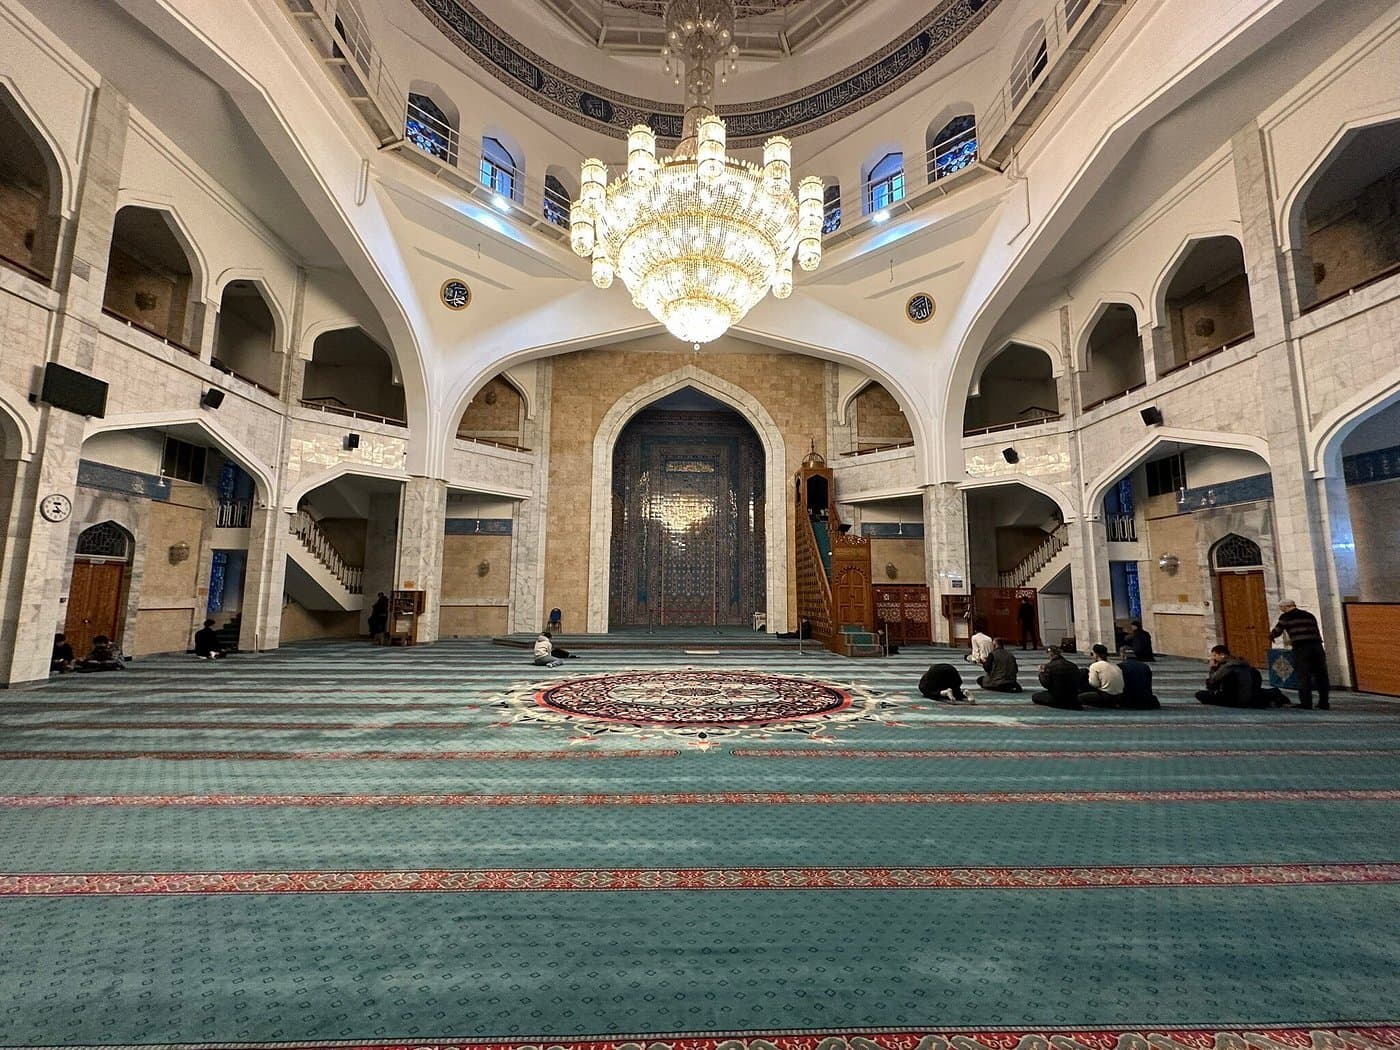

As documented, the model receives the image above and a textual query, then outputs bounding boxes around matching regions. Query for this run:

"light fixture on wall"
[1157,552,1180,574]
[168,541,190,565]
[477,560,491,577]
[885,562,898,579]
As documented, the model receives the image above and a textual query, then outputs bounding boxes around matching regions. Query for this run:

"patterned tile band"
[3,789,1399,809]
[0,749,678,762]
[732,748,1400,759]
[3,863,1398,896]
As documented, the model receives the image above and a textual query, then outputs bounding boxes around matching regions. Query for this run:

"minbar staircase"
[794,454,882,657]
[997,522,1070,590]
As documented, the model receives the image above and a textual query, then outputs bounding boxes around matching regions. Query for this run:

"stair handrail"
[998,522,1069,588]
[794,511,834,643]
[290,510,364,594]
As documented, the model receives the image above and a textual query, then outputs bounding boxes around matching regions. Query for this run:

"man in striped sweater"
[1269,601,1330,710]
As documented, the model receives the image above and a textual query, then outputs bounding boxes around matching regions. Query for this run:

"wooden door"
[65,560,127,656]
[1218,570,1268,667]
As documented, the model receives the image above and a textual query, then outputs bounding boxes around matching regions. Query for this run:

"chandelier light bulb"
[762,136,791,195]
[627,124,657,185]
[697,115,726,183]
[592,249,614,289]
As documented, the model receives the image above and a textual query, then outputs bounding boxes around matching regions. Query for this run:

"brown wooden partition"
[1343,602,1400,696]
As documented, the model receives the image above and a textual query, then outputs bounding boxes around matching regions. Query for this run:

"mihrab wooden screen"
[610,408,766,628]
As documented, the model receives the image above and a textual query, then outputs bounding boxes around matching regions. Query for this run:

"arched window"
[1161,237,1254,367]
[406,92,457,165]
[544,173,569,227]
[865,153,904,214]
[75,521,134,561]
[103,206,200,351]
[927,114,977,183]
[0,87,62,283]
[1081,303,1146,409]
[1212,534,1263,570]
[822,184,842,234]
[481,137,517,201]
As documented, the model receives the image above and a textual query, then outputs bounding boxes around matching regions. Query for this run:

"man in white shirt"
[1079,644,1125,708]
[532,630,578,667]
[967,623,994,665]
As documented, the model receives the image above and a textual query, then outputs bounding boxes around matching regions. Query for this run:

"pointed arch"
[586,364,787,633]
[970,337,1063,395]
[1084,427,1271,512]
[1072,295,1145,369]
[1310,372,1400,478]
[281,462,407,511]
[83,411,277,503]
[1148,227,1247,328]
[959,473,1078,523]
[1279,109,1400,255]
[0,381,39,461]
[0,76,74,216]
[213,270,291,353]
[111,194,210,303]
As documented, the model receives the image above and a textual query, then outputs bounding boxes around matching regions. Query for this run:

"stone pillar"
[1142,323,1173,383]
[1232,122,1338,669]
[239,506,292,651]
[0,82,130,685]
[509,361,552,633]
[923,482,968,644]
[396,476,447,643]
[1069,515,1114,650]
[361,491,399,633]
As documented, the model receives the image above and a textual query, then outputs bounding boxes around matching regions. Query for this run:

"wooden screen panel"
[1344,603,1400,697]
[1218,571,1269,667]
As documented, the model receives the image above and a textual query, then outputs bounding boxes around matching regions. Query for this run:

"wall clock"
[40,493,71,522]
[905,292,935,324]
[440,278,472,311]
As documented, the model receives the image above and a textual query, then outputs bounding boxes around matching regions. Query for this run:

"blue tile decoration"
[862,522,925,539]
[1179,472,1273,510]
[408,0,1003,147]
[445,518,512,535]
[76,459,170,501]
[1344,444,1400,486]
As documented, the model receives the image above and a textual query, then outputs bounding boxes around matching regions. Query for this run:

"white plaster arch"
[482,126,527,204]
[297,317,363,360]
[585,364,787,634]
[1147,227,1247,329]
[83,411,277,502]
[281,462,408,512]
[1279,108,1400,255]
[407,79,461,133]
[0,381,40,461]
[457,371,533,431]
[212,269,292,354]
[969,337,1063,398]
[1309,371,1400,478]
[836,376,876,426]
[1072,295,1145,371]
[1083,426,1272,512]
[111,194,212,304]
[0,76,75,217]
[958,473,1079,524]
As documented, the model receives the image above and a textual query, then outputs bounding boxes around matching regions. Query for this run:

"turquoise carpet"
[1,639,1398,1048]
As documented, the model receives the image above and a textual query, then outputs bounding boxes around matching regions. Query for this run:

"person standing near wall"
[1270,600,1330,710]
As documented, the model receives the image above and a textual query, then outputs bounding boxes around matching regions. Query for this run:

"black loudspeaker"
[39,363,108,418]
[344,433,361,450]
[837,522,853,534]
[1002,447,1019,464]
[1140,406,1164,426]
[200,388,225,410]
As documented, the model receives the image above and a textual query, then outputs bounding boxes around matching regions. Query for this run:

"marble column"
[0,82,130,685]
[508,362,552,633]
[1069,515,1114,650]
[361,491,400,634]
[396,476,447,643]
[239,506,292,651]
[923,482,968,644]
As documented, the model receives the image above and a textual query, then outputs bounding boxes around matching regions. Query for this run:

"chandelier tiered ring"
[568,0,824,346]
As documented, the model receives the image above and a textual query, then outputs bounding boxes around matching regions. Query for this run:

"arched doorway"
[608,388,766,628]
[1212,533,1268,667]
[65,521,135,657]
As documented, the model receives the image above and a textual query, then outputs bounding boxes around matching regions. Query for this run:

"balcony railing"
[299,397,406,428]
[101,307,197,356]
[927,126,979,184]
[291,509,364,593]
[997,523,1069,588]
[963,412,1063,438]
[216,499,254,529]
[287,0,402,144]
[1105,512,1137,543]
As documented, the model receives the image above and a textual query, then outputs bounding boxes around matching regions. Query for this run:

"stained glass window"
[544,174,569,227]
[75,521,132,560]
[929,115,978,182]
[822,185,842,234]
[1213,534,1263,569]
[207,550,228,614]
[406,93,456,165]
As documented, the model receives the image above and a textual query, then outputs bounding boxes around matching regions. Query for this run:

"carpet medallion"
[502,668,888,743]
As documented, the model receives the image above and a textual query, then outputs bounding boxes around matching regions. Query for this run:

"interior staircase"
[285,510,365,613]
[998,522,1070,590]
[794,461,883,658]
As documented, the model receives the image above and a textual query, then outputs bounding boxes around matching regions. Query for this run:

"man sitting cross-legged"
[976,637,1022,692]
[1078,644,1125,708]
[1031,647,1082,710]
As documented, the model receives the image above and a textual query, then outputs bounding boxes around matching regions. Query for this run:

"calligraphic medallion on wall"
[906,293,936,324]
[440,279,472,311]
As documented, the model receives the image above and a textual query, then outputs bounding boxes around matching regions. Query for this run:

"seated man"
[1031,647,1082,710]
[1251,664,1290,707]
[533,630,578,667]
[1196,644,1263,707]
[1079,644,1125,708]
[193,619,225,660]
[967,622,994,666]
[76,635,126,672]
[918,662,972,704]
[1126,619,1156,661]
[775,618,813,640]
[51,633,75,674]
[1117,648,1161,709]
[976,638,1022,692]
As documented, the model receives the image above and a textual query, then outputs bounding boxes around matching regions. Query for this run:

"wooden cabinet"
[875,585,932,644]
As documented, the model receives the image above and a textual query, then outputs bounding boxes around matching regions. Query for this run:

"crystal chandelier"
[569,0,824,346]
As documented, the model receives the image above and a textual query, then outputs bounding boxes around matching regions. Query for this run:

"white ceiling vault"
[407,0,1000,146]
[533,0,865,56]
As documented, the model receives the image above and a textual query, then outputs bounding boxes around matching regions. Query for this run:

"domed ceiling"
[408,0,999,147]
